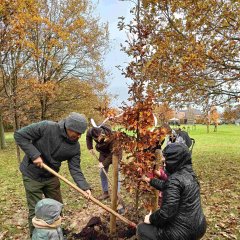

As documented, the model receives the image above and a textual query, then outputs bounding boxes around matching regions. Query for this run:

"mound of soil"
[62,203,138,239]
[63,216,137,239]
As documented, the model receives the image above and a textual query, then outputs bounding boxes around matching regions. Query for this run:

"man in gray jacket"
[14,112,91,237]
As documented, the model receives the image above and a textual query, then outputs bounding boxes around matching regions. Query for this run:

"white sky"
[93,0,134,107]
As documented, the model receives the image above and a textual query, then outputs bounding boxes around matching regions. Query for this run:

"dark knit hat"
[65,112,87,134]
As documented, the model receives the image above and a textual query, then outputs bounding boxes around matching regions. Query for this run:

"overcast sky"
[93,0,134,107]
[93,2,226,114]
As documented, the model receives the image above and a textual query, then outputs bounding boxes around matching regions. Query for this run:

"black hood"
[163,143,192,174]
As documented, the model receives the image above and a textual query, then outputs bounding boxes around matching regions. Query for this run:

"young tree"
[115,0,169,215]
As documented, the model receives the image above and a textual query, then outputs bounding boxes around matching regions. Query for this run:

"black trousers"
[137,223,159,240]
[137,219,207,240]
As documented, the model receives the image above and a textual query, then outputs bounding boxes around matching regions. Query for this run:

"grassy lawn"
[0,124,239,239]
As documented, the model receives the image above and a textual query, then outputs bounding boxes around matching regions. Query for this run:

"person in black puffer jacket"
[137,143,207,240]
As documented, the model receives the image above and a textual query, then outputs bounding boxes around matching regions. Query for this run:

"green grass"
[0,124,239,239]
[188,125,240,240]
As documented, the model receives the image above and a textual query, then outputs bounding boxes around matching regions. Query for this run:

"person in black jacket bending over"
[14,112,91,237]
[138,143,207,240]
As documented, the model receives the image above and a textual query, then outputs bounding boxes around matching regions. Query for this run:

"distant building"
[235,119,240,125]
[174,108,203,124]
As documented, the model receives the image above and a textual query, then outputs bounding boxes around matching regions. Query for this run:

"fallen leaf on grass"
[219,231,236,239]
[0,231,8,240]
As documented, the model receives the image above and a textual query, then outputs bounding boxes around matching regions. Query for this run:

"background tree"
[222,104,240,123]
[0,0,109,124]
[0,0,110,159]
[210,106,219,132]
[138,0,240,107]
[117,0,239,133]
[47,78,110,121]
[24,0,109,120]
[0,0,39,158]
[0,0,38,129]
[0,71,6,149]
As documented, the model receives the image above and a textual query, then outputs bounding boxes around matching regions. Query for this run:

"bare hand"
[85,189,91,199]
[33,157,43,168]
[144,211,152,224]
[142,175,151,183]
[153,169,161,178]
[99,162,104,168]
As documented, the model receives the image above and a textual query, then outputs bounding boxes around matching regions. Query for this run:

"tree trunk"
[152,149,162,211]
[135,184,140,216]
[0,112,6,149]
[206,115,210,133]
[214,123,217,132]
[12,95,21,162]
[40,95,47,120]
[110,154,119,236]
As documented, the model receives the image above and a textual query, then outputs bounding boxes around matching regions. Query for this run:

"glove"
[144,211,152,224]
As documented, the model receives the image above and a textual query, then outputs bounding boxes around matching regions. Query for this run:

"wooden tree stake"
[152,149,162,211]
[110,154,119,235]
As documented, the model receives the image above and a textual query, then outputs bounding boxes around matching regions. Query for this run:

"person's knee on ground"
[136,223,144,239]
[136,223,159,240]
[137,223,151,240]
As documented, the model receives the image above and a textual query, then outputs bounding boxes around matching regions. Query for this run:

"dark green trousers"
[22,175,63,237]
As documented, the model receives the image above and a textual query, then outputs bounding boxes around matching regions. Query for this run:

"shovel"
[101,166,126,214]
[42,163,136,228]
[90,112,124,128]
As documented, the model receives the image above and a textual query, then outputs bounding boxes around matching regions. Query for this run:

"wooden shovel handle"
[42,163,136,228]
